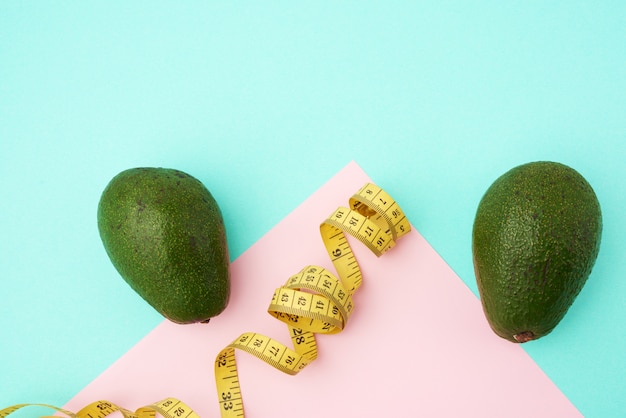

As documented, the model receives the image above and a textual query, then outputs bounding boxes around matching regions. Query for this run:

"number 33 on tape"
[1,183,409,418]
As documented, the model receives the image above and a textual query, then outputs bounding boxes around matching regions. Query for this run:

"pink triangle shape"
[63,161,581,417]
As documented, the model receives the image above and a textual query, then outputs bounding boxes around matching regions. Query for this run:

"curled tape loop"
[0,183,409,418]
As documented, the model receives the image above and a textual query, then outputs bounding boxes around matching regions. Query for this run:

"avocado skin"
[472,161,602,343]
[97,167,230,324]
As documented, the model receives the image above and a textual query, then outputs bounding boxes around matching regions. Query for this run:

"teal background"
[1,2,624,416]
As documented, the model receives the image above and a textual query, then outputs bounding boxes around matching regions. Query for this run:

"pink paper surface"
[63,161,582,417]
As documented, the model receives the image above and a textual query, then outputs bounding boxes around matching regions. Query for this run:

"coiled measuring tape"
[1,182,409,418]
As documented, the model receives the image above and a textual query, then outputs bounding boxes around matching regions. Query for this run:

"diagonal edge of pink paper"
[62,160,582,418]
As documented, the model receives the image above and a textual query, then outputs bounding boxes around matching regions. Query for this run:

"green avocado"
[472,161,602,343]
[97,167,230,324]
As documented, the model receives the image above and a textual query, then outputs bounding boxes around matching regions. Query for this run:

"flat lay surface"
[1,3,625,417]
[62,162,582,417]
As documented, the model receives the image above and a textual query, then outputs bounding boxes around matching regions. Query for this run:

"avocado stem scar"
[513,331,535,343]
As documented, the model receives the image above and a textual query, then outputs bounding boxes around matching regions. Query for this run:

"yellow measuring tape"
[1,182,409,418]
[0,398,198,418]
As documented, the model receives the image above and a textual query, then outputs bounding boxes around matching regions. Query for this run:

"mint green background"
[1,2,625,417]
